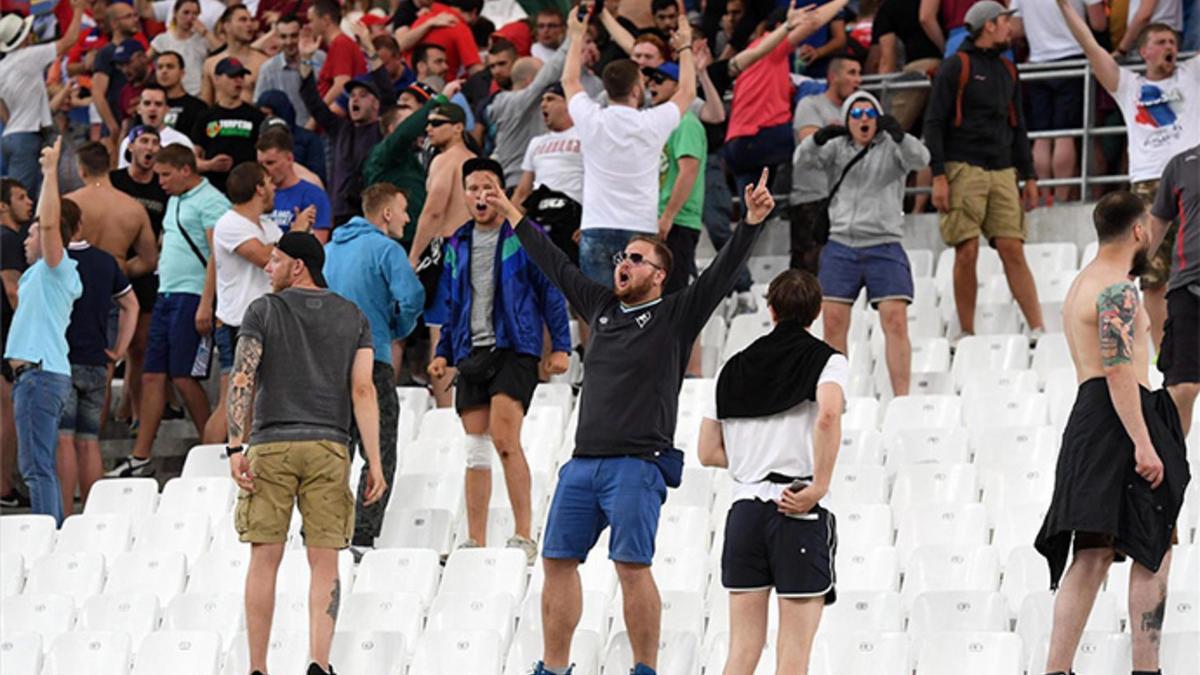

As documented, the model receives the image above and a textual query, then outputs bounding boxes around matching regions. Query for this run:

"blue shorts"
[579,228,638,288]
[58,364,108,440]
[215,323,239,374]
[818,240,914,307]
[144,293,209,378]
[542,456,667,565]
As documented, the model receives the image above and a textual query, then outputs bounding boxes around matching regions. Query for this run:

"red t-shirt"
[318,33,368,97]
[493,19,532,56]
[409,3,482,78]
[941,0,979,31]
[725,37,794,141]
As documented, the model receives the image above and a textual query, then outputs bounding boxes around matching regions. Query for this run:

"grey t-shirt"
[469,227,500,347]
[1151,144,1200,291]
[791,94,843,203]
[239,287,373,445]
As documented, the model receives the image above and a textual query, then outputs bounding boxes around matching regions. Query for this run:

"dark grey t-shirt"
[469,227,500,347]
[1151,144,1200,292]
[239,287,373,445]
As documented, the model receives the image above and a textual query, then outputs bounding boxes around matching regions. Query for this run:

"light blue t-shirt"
[159,179,230,295]
[3,256,83,376]
[268,180,332,233]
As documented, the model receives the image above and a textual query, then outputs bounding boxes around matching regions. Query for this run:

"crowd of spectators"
[0,0,1195,529]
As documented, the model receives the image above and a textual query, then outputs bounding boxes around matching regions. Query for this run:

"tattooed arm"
[1097,281,1163,488]
[227,335,263,492]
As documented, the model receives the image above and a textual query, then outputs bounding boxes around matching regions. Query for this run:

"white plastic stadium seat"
[991,502,1051,562]
[105,550,188,604]
[164,593,244,653]
[518,590,612,643]
[506,629,601,675]
[42,631,131,675]
[54,513,133,557]
[338,592,424,656]
[901,546,1001,606]
[426,592,516,644]
[982,467,1054,517]
[132,630,223,675]
[223,631,309,675]
[0,515,57,563]
[653,549,709,593]
[439,548,527,601]
[1,551,23,597]
[1165,590,1200,632]
[915,631,1021,675]
[1016,590,1120,655]
[971,425,1058,474]
[410,629,503,674]
[354,548,442,607]
[132,513,212,565]
[604,630,699,675]
[1169,545,1199,592]
[885,428,971,474]
[388,472,465,515]
[842,397,880,432]
[1160,632,1199,675]
[1025,243,1078,277]
[24,552,106,602]
[612,590,703,639]
[958,369,1038,398]
[375,508,457,555]
[908,591,1008,636]
[838,429,885,466]
[186,549,251,596]
[818,590,904,634]
[881,395,962,434]
[79,593,160,651]
[809,631,910,675]
[1026,631,1129,675]
[398,438,465,475]
[0,594,75,646]
[181,445,229,478]
[910,338,952,373]
[0,632,43,675]
[83,477,158,516]
[838,547,901,592]
[330,630,407,675]
[835,504,894,550]
[894,504,989,564]
[396,386,433,419]
[962,392,1049,430]
[891,464,978,511]
[656,506,712,555]
[999,546,1050,614]
[827,464,889,506]
[951,335,1029,391]
[157,477,235,516]
[417,409,465,442]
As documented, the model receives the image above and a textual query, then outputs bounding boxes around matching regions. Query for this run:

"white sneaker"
[105,455,154,478]
[506,535,538,565]
[1028,328,1045,347]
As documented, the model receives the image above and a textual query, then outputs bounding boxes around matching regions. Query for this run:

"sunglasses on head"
[849,108,879,120]
[426,118,453,127]
[612,251,663,270]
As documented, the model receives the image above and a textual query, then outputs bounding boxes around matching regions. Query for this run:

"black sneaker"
[105,455,155,478]
[162,403,186,420]
[0,490,30,508]
[307,664,336,675]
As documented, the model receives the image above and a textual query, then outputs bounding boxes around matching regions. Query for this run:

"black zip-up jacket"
[922,41,1036,179]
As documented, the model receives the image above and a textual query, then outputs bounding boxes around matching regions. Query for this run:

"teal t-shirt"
[3,256,82,376]
[658,111,707,231]
[159,178,230,295]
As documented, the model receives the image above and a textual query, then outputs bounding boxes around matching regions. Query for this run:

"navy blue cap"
[112,38,145,64]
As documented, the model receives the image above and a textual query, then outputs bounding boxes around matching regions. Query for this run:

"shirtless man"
[1035,191,1189,675]
[67,142,159,283]
[411,102,475,407]
[200,4,267,105]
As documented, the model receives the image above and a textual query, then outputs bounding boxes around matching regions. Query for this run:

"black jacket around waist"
[923,41,1036,179]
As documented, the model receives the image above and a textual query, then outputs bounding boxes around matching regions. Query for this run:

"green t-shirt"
[658,111,707,230]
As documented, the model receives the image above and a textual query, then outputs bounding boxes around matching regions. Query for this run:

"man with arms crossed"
[228,232,386,675]
[426,158,571,562]
[1058,0,1198,350]
[487,170,776,675]
[698,269,845,675]
[1035,192,1190,675]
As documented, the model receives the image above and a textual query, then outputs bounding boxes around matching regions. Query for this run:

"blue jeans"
[702,153,752,293]
[13,368,71,525]
[722,123,794,200]
[0,132,45,201]
[579,228,638,288]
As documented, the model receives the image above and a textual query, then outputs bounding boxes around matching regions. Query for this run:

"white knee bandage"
[465,433,494,469]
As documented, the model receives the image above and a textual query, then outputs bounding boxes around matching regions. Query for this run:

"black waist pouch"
[456,346,503,383]
[642,448,685,488]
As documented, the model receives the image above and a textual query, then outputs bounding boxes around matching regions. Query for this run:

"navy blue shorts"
[721,499,838,602]
[579,228,637,289]
[542,456,667,565]
[144,293,208,378]
[818,241,913,307]
[215,323,239,374]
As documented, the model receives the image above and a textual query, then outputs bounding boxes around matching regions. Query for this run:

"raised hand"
[743,168,775,225]
[812,124,847,146]
[39,136,63,174]
[298,29,320,59]
[877,114,905,143]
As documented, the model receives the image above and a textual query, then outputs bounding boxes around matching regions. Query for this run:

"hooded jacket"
[323,216,425,360]
[434,218,571,364]
[363,95,446,246]
[256,90,328,186]
[922,40,1035,178]
[794,91,930,248]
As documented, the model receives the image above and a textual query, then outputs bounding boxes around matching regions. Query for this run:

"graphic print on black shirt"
[190,103,264,192]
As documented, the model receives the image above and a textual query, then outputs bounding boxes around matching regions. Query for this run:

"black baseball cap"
[276,231,327,288]
[543,82,565,98]
[429,102,467,124]
[215,57,251,77]
[113,38,144,64]
[344,77,381,100]
[404,81,438,103]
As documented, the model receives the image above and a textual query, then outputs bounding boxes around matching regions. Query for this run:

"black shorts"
[454,348,540,413]
[721,498,838,603]
[664,226,699,295]
[1159,286,1200,386]
[1025,65,1084,133]
[132,274,159,315]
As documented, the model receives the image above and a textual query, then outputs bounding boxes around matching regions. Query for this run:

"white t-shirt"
[153,0,225,30]
[568,92,681,233]
[117,126,194,169]
[703,353,849,505]
[0,44,56,135]
[150,31,209,96]
[1011,0,1101,63]
[1126,0,1183,31]
[521,127,584,204]
[1113,58,1199,183]
[213,209,281,326]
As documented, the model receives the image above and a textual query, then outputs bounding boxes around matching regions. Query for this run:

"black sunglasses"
[427,118,453,127]
[612,251,663,270]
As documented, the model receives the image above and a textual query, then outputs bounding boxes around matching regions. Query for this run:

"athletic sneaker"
[105,455,154,478]
[307,663,336,675]
[1028,327,1045,347]
[507,535,538,565]
[458,538,481,550]
[0,490,30,508]
[530,661,575,675]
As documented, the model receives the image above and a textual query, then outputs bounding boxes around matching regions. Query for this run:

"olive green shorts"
[234,440,354,549]
[939,162,1027,246]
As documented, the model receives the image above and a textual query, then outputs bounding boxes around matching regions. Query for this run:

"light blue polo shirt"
[159,178,230,295]
[4,256,83,376]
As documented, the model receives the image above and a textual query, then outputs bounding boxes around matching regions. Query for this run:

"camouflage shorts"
[1132,180,1174,290]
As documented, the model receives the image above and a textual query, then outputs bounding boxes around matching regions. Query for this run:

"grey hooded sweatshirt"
[793,90,930,248]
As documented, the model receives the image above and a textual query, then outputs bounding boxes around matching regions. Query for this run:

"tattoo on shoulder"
[227,336,263,442]
[1097,281,1138,368]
